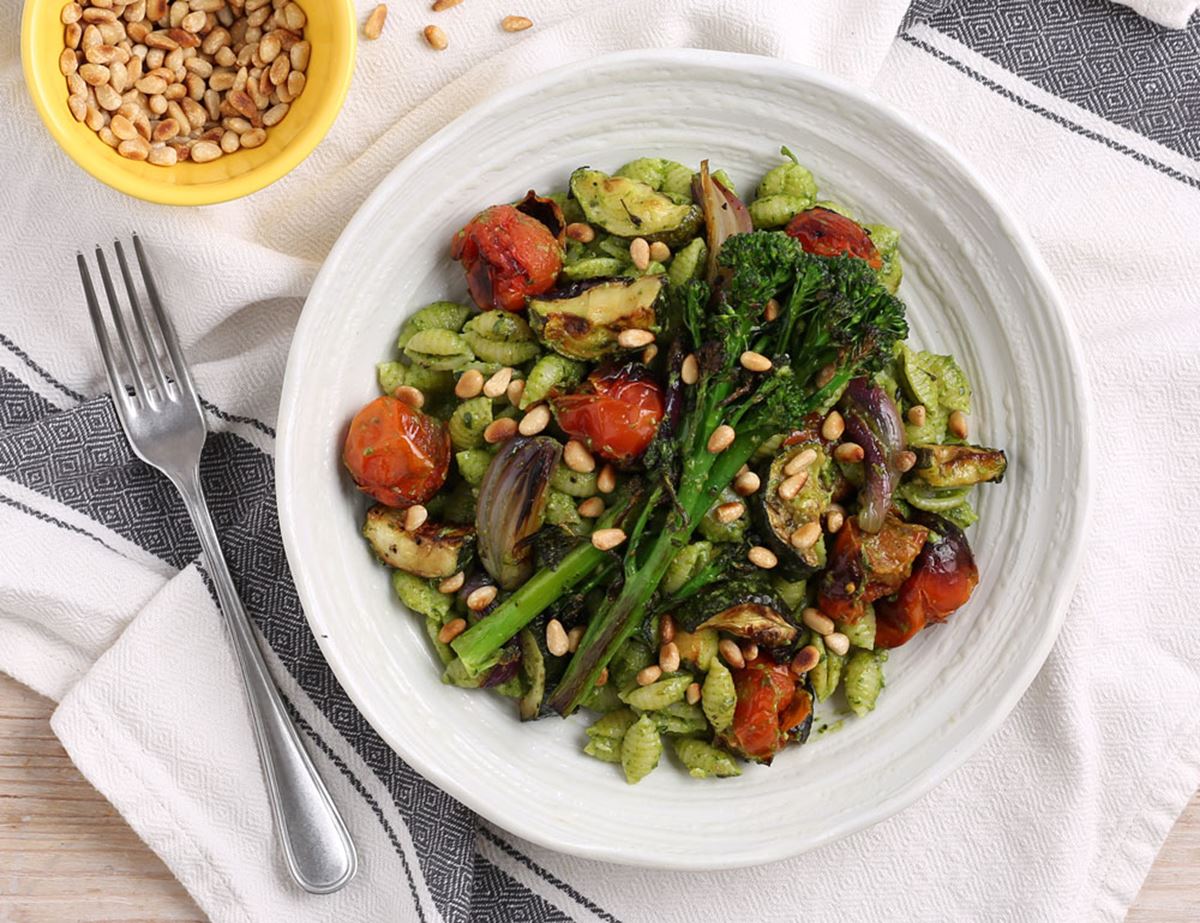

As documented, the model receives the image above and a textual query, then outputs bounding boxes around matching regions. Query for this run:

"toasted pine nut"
[896,449,917,473]
[422,23,447,49]
[659,613,676,644]
[394,385,424,409]
[595,667,609,686]
[739,350,772,372]
[659,642,680,673]
[906,404,927,426]
[642,344,658,364]
[715,501,745,524]
[455,368,484,398]
[404,504,428,532]
[68,94,88,121]
[949,410,969,439]
[733,470,761,496]
[518,402,550,436]
[636,664,662,686]
[741,642,759,662]
[748,546,777,569]
[364,4,388,39]
[825,506,845,533]
[483,417,518,443]
[591,527,626,551]
[563,439,595,473]
[110,114,137,141]
[821,410,845,441]
[546,619,569,656]
[719,639,745,669]
[63,3,83,24]
[438,618,467,644]
[707,424,735,454]
[791,645,820,676]
[834,442,864,464]
[617,328,655,349]
[681,353,699,385]
[482,366,513,398]
[240,128,267,149]
[506,378,525,406]
[802,608,835,635]
[629,237,650,271]
[567,625,584,653]
[648,241,671,262]
[79,62,111,85]
[577,496,605,518]
[784,448,818,476]
[147,144,177,165]
[777,471,809,501]
[597,463,617,494]
[467,585,498,611]
[501,15,533,32]
[686,681,702,705]
[565,222,594,243]
[432,0,463,9]
[764,298,780,322]
[117,136,150,160]
[825,632,850,656]
[790,522,822,551]
[438,571,465,594]
[815,363,837,387]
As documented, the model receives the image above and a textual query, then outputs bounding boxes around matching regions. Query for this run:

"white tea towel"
[1116,0,1199,27]
[3,1,1200,922]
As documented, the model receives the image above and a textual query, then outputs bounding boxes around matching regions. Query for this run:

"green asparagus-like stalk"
[450,482,644,674]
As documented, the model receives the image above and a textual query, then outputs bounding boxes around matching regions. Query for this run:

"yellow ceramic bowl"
[21,0,357,206]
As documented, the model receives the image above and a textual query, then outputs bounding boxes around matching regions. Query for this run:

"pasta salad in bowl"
[339,151,1007,784]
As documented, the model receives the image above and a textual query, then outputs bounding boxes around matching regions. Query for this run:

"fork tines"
[78,236,195,413]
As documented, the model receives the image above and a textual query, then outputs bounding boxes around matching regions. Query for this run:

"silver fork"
[78,236,357,894]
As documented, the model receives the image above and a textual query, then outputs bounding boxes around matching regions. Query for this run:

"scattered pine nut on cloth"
[2,1,1200,921]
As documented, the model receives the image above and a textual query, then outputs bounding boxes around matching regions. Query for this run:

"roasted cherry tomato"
[817,520,867,623]
[551,363,664,466]
[861,515,929,601]
[785,207,882,270]
[450,204,563,311]
[875,514,979,648]
[342,396,451,507]
[721,654,797,763]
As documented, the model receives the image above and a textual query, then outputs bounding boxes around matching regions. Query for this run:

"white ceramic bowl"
[277,49,1090,869]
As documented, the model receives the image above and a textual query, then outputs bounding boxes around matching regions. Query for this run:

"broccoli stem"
[545,432,755,715]
[451,541,609,674]
[545,381,844,715]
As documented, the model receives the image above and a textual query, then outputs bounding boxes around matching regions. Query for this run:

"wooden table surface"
[0,672,1196,922]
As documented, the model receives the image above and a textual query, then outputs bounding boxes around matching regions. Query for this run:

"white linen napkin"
[3,1,1199,921]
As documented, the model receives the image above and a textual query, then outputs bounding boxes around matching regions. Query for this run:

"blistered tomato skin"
[342,396,451,507]
[875,518,979,648]
[551,363,665,466]
[723,654,797,763]
[450,204,563,311]
[785,207,883,270]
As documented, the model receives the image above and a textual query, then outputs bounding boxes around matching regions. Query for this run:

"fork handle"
[175,467,357,894]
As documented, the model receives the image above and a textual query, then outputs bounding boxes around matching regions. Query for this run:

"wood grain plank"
[0,674,205,923]
[1,672,1196,921]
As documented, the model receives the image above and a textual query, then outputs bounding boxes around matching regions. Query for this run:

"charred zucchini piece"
[363,506,473,578]
[911,443,1007,487]
[681,576,798,647]
[751,441,834,578]
[527,276,662,361]
[569,168,703,245]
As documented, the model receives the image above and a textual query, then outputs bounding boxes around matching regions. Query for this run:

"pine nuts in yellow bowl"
[21,0,357,206]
